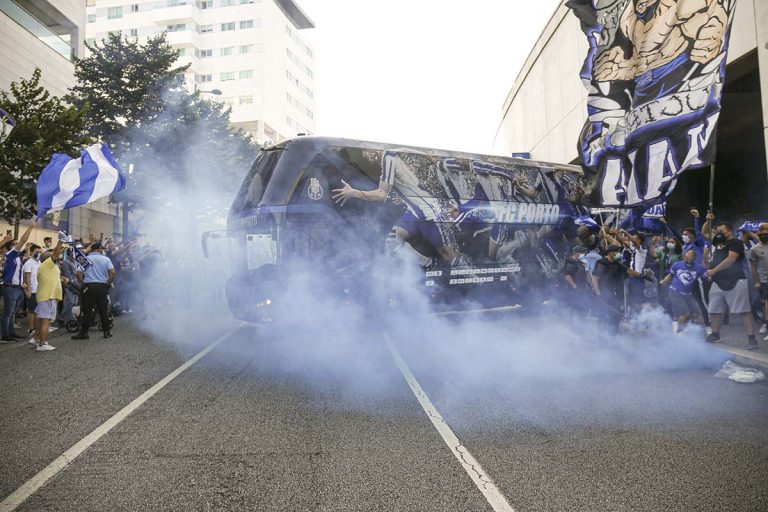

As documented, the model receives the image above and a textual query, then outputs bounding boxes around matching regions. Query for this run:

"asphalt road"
[1,314,767,511]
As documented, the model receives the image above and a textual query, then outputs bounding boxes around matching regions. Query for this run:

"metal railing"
[0,0,74,61]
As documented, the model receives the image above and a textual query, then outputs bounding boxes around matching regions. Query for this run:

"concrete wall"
[496,0,761,164]
[756,0,768,184]
[0,0,84,97]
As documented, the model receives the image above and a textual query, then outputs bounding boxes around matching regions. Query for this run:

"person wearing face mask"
[562,246,589,312]
[748,223,768,342]
[22,244,42,340]
[661,250,709,333]
[707,222,757,349]
[592,244,642,326]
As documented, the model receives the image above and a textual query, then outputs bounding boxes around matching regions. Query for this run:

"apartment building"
[86,0,316,145]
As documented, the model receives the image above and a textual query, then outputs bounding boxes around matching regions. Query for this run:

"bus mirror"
[201,230,228,258]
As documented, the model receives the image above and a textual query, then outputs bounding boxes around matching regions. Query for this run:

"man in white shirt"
[22,244,42,338]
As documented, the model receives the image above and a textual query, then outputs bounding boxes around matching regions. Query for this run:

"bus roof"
[267,136,583,174]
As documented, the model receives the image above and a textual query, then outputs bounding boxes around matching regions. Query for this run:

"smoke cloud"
[122,97,730,428]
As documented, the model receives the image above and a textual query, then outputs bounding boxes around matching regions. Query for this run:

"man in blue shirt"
[681,208,712,328]
[661,250,708,333]
[1,222,35,342]
[72,241,115,340]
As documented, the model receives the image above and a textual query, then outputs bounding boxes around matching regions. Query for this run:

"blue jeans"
[58,287,78,322]
[1,286,24,337]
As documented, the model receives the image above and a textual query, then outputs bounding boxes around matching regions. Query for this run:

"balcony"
[0,0,75,61]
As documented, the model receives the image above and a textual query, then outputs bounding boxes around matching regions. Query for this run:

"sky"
[299,0,564,156]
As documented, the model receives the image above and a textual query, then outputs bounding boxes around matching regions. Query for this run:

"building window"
[130,4,139,12]
[287,116,300,130]
[198,0,213,8]
[239,95,253,104]
[177,47,188,57]
[198,48,212,58]
[220,47,234,56]
[239,69,253,79]
[109,30,122,37]
[167,23,187,32]
[87,14,96,23]
[129,28,138,37]
[239,45,252,54]
[107,6,122,19]
[221,22,235,31]
[85,37,96,46]
[222,0,237,6]
[220,71,235,81]
[198,74,213,82]
[240,0,255,3]
[221,97,235,106]
[167,0,188,6]
[198,24,213,33]
[240,20,254,29]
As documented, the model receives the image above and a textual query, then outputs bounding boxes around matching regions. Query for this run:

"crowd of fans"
[561,208,768,350]
[0,221,160,352]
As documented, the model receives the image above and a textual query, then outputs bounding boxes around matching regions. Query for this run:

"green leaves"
[0,69,89,225]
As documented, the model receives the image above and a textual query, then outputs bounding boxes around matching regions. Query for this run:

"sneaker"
[706,332,721,343]
[103,331,113,339]
[0,337,16,344]
[36,343,56,352]
[759,324,767,334]
[764,334,768,342]
[11,334,25,340]
[48,326,58,333]
[71,334,89,340]
[672,321,679,334]
[27,337,38,345]
[26,329,35,337]
[705,326,713,336]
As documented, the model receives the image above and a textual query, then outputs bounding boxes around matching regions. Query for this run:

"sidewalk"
[715,322,768,370]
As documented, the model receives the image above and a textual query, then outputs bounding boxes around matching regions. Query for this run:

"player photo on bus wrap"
[332,150,588,277]
[569,0,735,207]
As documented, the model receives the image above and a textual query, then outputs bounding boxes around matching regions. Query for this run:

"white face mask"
[666,242,676,251]
[682,235,691,244]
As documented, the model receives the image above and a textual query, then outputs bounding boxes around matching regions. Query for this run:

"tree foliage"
[0,69,88,226]
[66,33,258,211]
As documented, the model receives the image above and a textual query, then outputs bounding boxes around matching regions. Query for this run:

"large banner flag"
[37,143,126,218]
[0,107,16,143]
[567,0,737,208]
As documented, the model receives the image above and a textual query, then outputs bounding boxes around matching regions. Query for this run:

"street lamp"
[199,89,222,96]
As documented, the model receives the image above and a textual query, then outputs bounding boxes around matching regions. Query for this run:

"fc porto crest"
[307,177,324,201]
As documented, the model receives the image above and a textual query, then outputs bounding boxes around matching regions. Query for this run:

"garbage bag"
[715,360,765,383]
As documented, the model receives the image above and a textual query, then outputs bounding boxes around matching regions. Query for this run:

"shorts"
[708,279,751,314]
[668,290,699,317]
[35,299,58,321]
[394,211,449,249]
[27,293,37,312]
[760,282,768,300]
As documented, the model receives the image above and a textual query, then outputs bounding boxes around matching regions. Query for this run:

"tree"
[0,69,89,235]
[67,33,258,235]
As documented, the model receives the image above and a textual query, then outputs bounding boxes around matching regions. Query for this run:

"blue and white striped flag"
[574,215,599,229]
[0,107,15,143]
[37,143,126,218]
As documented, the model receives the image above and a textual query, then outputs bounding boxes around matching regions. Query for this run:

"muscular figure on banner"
[594,0,727,101]
[332,152,457,265]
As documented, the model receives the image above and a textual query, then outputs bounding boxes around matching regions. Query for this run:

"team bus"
[204,137,589,322]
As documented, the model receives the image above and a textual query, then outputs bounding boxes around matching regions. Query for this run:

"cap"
[572,245,587,254]
[606,244,623,253]
[90,241,102,250]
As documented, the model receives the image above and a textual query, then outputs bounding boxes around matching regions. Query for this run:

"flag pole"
[708,163,716,214]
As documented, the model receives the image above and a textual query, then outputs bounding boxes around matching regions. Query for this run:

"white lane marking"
[383,334,516,512]
[0,324,246,512]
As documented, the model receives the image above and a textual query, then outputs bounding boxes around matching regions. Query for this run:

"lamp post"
[198,89,222,96]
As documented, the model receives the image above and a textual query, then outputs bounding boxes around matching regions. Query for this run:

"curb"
[715,345,768,371]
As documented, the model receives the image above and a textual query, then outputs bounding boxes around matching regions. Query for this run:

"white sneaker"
[764,334,768,342]
[36,343,56,352]
[706,326,713,336]
[27,337,38,345]
[760,324,767,334]
[672,321,679,334]
[49,325,58,332]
